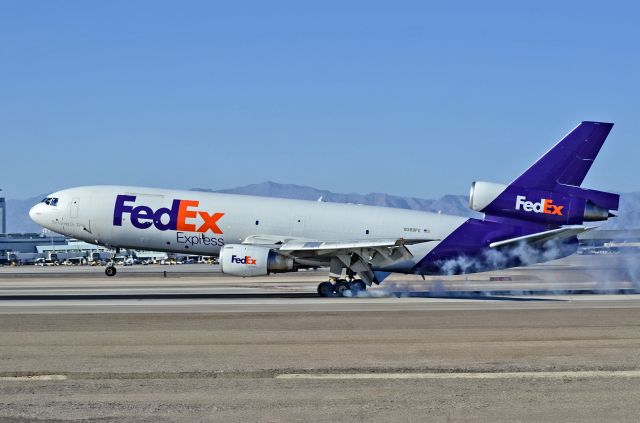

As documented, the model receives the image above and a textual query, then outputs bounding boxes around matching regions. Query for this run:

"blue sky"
[1,1,638,200]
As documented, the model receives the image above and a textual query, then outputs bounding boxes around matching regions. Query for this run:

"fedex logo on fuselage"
[515,195,564,216]
[113,194,224,233]
[231,255,257,265]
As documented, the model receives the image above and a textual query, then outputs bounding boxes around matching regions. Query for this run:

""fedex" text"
[113,195,224,233]
[515,195,564,216]
[231,255,257,265]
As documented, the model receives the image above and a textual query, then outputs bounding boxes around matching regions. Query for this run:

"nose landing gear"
[105,249,119,277]
[105,263,117,277]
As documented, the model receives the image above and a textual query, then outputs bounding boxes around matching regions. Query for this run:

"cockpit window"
[42,197,59,206]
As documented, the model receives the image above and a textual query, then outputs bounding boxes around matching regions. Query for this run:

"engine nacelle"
[219,244,295,277]
[469,181,508,212]
[469,181,619,225]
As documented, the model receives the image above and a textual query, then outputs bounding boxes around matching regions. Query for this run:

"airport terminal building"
[0,232,67,255]
[0,232,173,265]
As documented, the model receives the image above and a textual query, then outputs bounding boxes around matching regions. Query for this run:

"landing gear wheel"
[350,280,367,293]
[317,281,334,297]
[105,266,117,277]
[334,280,352,297]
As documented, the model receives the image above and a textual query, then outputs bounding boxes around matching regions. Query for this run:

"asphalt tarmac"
[1,254,639,422]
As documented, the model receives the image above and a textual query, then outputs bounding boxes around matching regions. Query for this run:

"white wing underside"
[243,234,435,255]
[242,234,438,285]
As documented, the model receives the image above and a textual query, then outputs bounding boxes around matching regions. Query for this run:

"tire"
[351,280,367,293]
[317,281,334,297]
[334,281,352,297]
[105,266,117,277]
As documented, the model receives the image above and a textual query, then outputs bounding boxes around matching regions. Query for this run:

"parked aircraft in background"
[30,122,619,296]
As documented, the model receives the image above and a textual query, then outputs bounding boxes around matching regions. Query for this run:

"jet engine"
[469,181,508,212]
[219,244,295,277]
[469,181,619,225]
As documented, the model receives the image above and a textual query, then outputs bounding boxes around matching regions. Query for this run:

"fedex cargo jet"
[29,122,620,296]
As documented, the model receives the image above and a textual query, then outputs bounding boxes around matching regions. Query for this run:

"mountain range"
[5,181,639,233]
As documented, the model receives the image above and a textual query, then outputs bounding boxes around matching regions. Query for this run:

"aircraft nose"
[29,203,45,225]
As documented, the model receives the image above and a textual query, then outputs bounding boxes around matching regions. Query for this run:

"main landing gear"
[317,279,367,297]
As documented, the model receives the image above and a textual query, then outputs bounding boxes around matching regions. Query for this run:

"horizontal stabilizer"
[489,226,593,249]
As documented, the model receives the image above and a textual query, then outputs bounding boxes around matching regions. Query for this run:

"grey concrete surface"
[0,253,639,422]
[1,308,640,422]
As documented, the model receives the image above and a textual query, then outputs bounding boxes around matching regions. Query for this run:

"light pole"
[0,189,3,234]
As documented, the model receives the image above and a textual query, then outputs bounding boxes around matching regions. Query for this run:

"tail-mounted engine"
[469,181,619,225]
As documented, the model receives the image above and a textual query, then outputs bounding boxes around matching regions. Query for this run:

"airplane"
[29,121,620,297]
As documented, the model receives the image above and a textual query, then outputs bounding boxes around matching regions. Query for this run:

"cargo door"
[292,215,307,237]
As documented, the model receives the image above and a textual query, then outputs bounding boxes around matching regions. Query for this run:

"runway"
[1,254,640,421]
[0,254,639,314]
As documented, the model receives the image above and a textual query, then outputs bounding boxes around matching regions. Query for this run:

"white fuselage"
[29,185,468,272]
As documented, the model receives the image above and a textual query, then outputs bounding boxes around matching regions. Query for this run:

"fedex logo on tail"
[113,195,224,233]
[515,195,564,216]
[231,255,257,265]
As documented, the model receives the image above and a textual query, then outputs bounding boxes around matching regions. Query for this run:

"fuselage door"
[70,197,80,218]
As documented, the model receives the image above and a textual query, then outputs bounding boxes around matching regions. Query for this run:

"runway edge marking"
[0,375,67,381]
[275,370,640,380]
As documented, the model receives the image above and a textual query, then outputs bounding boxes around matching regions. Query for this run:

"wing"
[242,234,435,251]
[279,238,434,252]
[242,234,438,285]
[489,225,593,249]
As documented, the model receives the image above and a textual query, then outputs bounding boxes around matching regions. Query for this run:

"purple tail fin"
[512,121,613,190]
[474,121,619,226]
